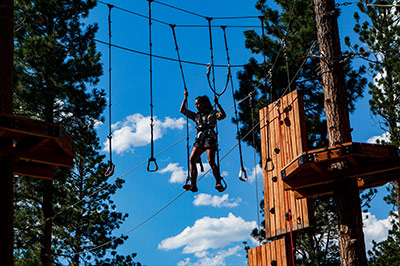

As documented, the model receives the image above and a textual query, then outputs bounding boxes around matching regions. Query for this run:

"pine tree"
[347,0,400,223]
[13,0,141,265]
[368,220,400,265]
[238,0,367,264]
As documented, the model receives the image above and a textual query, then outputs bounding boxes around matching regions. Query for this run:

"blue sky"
[79,1,394,265]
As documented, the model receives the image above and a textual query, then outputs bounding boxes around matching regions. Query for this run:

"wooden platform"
[259,90,314,239]
[281,142,400,198]
[0,114,75,179]
[248,237,293,266]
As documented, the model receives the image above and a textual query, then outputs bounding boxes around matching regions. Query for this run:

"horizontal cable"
[94,39,247,67]
[97,0,260,28]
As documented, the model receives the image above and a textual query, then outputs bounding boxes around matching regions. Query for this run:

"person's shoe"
[215,183,225,192]
[190,185,198,193]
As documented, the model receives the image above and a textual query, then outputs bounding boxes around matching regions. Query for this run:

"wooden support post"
[313,0,367,265]
[0,0,14,264]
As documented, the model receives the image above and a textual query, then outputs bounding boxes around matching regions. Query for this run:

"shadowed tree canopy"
[13,0,142,265]
[237,1,367,264]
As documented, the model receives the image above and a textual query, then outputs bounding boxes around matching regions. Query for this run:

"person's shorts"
[194,129,217,149]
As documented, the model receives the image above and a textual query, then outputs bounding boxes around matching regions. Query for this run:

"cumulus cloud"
[177,246,242,266]
[159,163,187,184]
[367,132,390,144]
[103,114,185,154]
[158,213,256,254]
[363,212,393,251]
[193,193,241,208]
[247,164,263,183]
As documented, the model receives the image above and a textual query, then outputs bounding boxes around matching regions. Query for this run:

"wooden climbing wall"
[248,237,293,266]
[259,90,313,239]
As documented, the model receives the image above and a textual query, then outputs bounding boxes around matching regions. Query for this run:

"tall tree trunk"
[40,103,55,266]
[0,0,14,265]
[394,180,400,223]
[40,180,54,266]
[313,0,367,265]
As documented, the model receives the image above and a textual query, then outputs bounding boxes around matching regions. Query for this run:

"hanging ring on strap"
[215,177,227,192]
[105,162,115,177]
[206,63,231,97]
[264,157,275,172]
[239,166,248,182]
[183,176,192,191]
[147,156,158,172]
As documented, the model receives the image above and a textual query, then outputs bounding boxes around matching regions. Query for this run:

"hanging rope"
[283,39,292,92]
[147,0,158,172]
[105,4,115,177]
[221,25,247,182]
[170,24,191,186]
[206,17,230,97]
[206,17,227,191]
[249,92,261,234]
[260,16,274,173]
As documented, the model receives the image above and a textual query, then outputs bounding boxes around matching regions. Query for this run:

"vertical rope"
[147,0,158,172]
[250,92,261,235]
[221,26,247,182]
[283,39,292,92]
[170,24,190,182]
[260,16,274,173]
[105,4,115,177]
[206,17,221,173]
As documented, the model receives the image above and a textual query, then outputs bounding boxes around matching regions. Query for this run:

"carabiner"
[105,163,115,177]
[239,167,248,182]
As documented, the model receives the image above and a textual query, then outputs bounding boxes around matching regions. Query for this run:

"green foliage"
[240,1,367,264]
[348,0,400,145]
[235,0,366,152]
[13,0,141,265]
[368,221,400,265]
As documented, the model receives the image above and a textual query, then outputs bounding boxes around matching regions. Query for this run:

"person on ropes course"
[180,88,226,192]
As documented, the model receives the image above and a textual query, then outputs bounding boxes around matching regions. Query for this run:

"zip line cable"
[69,97,276,257]
[97,0,261,28]
[170,24,191,188]
[147,0,158,172]
[105,4,115,177]
[221,25,247,182]
[42,40,315,246]
[153,0,206,18]
[94,39,246,68]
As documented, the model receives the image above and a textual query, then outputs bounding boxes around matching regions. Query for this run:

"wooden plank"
[13,161,55,180]
[266,241,272,265]
[261,243,268,266]
[271,239,276,265]
[0,114,75,156]
[256,246,262,265]
[260,90,314,239]
[247,248,253,266]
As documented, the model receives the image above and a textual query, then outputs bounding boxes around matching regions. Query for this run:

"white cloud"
[363,212,393,251]
[158,213,256,254]
[94,120,103,129]
[193,193,241,208]
[103,114,185,154]
[159,163,187,184]
[247,164,262,183]
[177,246,242,266]
[367,132,390,144]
